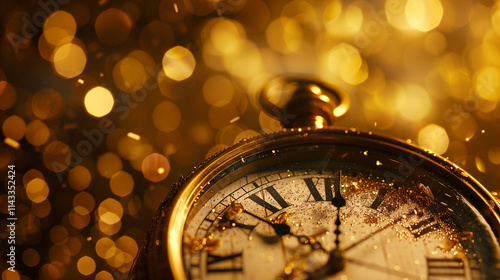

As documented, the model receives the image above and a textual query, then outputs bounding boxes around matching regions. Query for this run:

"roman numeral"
[407,216,440,238]
[247,184,289,214]
[207,252,243,273]
[370,187,388,210]
[427,258,466,279]
[304,178,334,201]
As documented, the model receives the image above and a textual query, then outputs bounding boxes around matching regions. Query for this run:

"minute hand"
[332,170,345,208]
[332,171,345,250]
[343,216,404,252]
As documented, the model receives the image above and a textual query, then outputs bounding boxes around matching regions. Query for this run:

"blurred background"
[1,0,500,279]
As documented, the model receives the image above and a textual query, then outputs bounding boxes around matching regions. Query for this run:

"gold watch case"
[130,127,500,279]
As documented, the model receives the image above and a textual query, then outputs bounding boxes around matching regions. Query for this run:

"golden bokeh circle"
[77,256,96,276]
[141,153,170,182]
[110,171,134,197]
[95,8,133,46]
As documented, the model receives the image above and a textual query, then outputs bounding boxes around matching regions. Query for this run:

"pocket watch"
[130,76,500,280]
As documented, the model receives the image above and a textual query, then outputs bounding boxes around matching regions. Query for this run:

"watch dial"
[180,141,500,280]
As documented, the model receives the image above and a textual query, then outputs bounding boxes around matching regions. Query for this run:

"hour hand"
[220,201,292,236]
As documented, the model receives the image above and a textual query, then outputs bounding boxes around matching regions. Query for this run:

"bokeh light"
[2,115,26,140]
[73,191,95,214]
[97,152,123,179]
[32,88,64,120]
[203,75,235,107]
[68,166,92,191]
[95,237,116,260]
[418,124,450,155]
[43,11,77,46]
[152,101,182,132]
[84,87,114,117]
[113,50,155,93]
[26,178,50,203]
[162,46,196,81]
[98,198,124,225]
[25,120,50,146]
[405,0,443,32]
[95,271,114,280]
[77,256,96,276]
[43,141,72,173]
[95,8,133,46]
[52,43,87,78]
[142,153,170,182]
[110,171,135,197]
[22,248,41,268]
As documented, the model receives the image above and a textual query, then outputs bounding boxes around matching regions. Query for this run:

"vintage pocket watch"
[130,76,500,279]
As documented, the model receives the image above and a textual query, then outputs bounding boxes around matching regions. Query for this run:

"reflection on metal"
[259,76,350,129]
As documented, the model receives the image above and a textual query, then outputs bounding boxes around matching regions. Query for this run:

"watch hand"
[216,201,257,232]
[346,258,421,279]
[244,210,292,236]
[332,170,346,208]
[247,210,326,250]
[343,216,404,252]
[331,170,345,250]
[305,171,346,280]
[296,230,328,251]
[224,201,326,252]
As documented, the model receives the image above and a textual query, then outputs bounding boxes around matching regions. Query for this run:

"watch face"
[153,129,500,280]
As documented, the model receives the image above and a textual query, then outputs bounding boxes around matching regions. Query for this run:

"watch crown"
[259,76,350,129]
